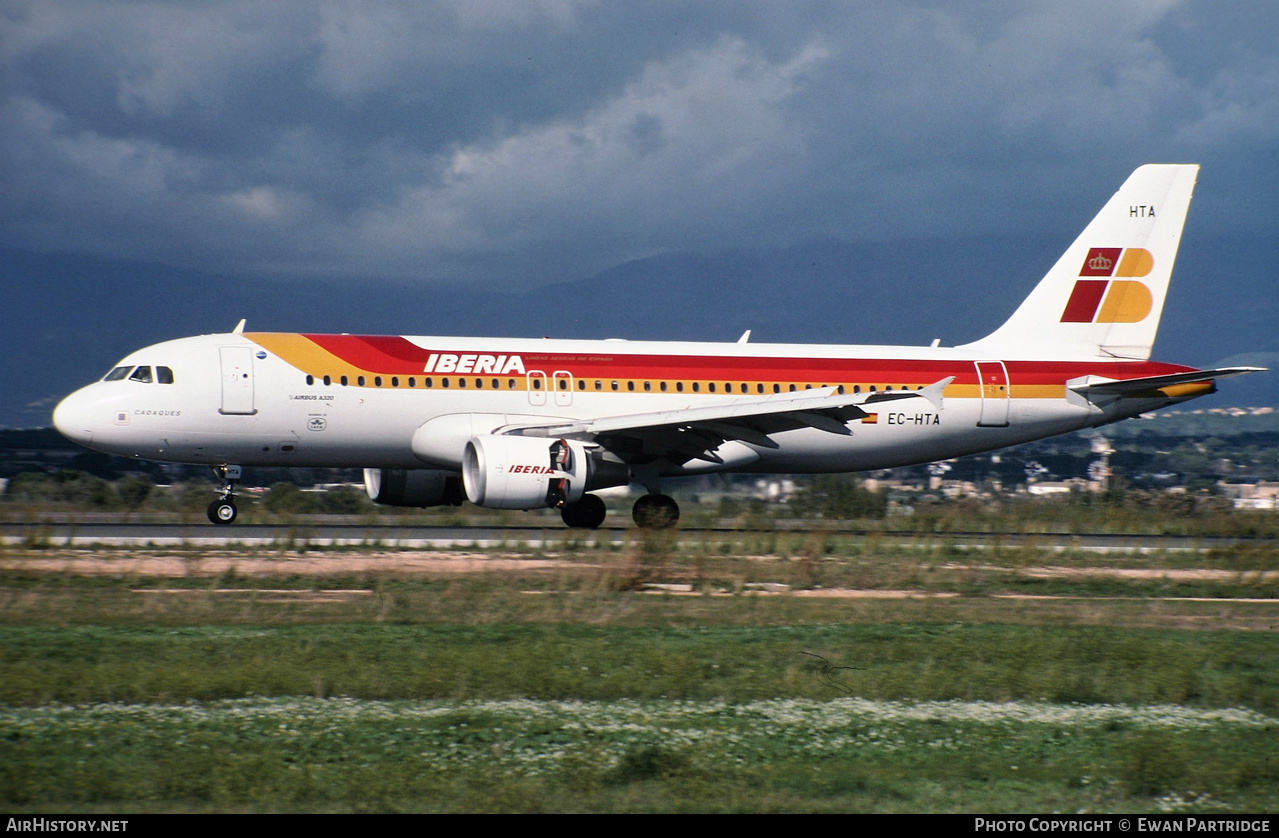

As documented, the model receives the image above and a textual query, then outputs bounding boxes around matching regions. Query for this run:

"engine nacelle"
[363,468,465,508]
[462,435,629,510]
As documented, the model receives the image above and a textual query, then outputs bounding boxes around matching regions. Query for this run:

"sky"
[4,0,1278,293]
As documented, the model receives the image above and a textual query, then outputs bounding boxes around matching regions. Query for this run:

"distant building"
[1218,482,1279,510]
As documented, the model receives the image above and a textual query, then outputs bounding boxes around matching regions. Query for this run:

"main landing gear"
[206,464,242,525]
[557,492,681,529]
[632,493,679,529]
[560,494,607,529]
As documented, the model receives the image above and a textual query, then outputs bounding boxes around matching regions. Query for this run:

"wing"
[496,377,954,467]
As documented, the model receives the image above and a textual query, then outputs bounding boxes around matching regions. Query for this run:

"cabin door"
[219,346,257,415]
[974,361,1010,427]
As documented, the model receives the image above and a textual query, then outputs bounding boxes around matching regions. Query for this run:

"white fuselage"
[51,331,1200,477]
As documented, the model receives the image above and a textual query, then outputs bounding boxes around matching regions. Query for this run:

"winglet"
[916,376,954,411]
[863,376,954,411]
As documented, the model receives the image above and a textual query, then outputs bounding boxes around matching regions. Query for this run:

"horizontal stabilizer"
[1069,366,1265,397]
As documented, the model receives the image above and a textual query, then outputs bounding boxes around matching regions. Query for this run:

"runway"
[1,520,1270,552]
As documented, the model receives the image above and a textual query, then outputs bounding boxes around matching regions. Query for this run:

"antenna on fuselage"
[232,319,246,334]
[738,330,751,343]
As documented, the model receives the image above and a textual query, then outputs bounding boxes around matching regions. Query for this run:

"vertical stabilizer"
[961,164,1199,360]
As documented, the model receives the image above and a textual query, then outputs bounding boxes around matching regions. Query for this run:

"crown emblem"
[1080,247,1123,277]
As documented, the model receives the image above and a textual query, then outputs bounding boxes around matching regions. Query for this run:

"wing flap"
[498,376,955,467]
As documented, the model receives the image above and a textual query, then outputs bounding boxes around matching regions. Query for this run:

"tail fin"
[961,164,1199,360]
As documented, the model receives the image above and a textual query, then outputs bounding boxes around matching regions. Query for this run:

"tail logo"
[1079,247,1152,278]
[1061,247,1154,323]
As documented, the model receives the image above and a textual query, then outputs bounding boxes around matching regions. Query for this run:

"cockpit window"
[104,366,132,381]
[129,366,153,383]
[156,366,174,384]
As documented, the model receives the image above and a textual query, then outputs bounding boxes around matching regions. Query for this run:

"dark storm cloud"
[2,1,1276,289]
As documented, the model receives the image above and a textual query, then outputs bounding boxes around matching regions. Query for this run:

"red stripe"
[1060,280,1108,322]
[288,334,1195,385]
[303,335,432,373]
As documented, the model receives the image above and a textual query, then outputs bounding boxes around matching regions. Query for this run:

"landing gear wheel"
[561,494,607,529]
[632,493,679,529]
[207,499,238,525]
[208,464,242,526]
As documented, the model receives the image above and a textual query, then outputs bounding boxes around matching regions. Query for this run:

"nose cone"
[53,388,96,447]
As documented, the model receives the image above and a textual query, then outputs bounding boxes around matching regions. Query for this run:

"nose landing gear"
[206,464,243,525]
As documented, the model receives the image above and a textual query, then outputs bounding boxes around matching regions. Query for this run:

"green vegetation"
[1,621,1276,710]
[2,696,1273,813]
[1,528,1276,813]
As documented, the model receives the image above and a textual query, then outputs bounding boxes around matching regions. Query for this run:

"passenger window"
[129,366,153,384]
[104,366,132,382]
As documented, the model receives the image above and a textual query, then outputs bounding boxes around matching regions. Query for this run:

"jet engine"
[363,468,465,508]
[462,435,629,510]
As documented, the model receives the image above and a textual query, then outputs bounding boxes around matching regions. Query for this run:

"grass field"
[1,526,1276,813]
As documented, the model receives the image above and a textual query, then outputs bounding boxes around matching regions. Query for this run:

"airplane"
[52,164,1263,528]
